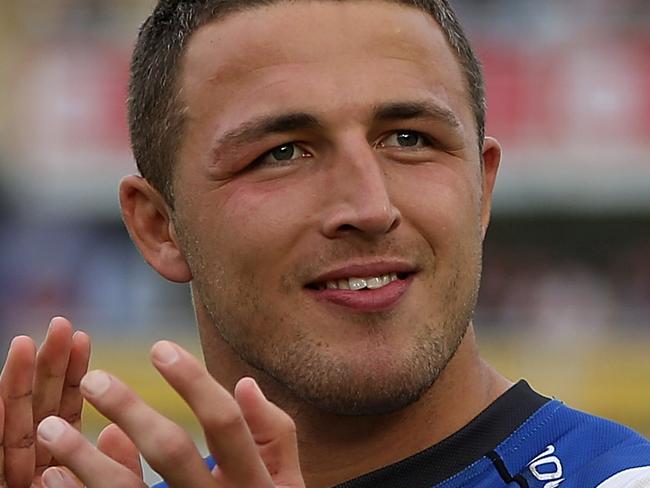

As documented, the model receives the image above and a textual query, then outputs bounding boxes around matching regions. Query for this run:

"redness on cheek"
[227,175,316,212]
[211,181,293,233]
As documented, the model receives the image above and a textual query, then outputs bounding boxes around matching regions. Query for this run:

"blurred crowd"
[456,0,650,37]
[0,220,194,341]
[480,240,650,337]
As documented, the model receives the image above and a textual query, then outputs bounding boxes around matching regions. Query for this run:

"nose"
[320,144,402,239]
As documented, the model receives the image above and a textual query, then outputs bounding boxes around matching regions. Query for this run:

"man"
[1,0,650,487]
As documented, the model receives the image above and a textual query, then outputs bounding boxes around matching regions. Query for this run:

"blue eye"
[255,143,311,168]
[270,144,297,161]
[381,130,430,148]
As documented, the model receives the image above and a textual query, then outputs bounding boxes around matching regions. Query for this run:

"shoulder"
[567,407,650,487]
[496,400,650,487]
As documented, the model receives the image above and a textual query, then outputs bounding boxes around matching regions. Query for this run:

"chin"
[265,340,455,417]
[302,376,436,417]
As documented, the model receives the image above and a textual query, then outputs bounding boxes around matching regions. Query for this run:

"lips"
[317,272,400,291]
[307,261,417,287]
[305,261,417,312]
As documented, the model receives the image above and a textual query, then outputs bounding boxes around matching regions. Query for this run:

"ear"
[119,176,192,283]
[479,137,502,240]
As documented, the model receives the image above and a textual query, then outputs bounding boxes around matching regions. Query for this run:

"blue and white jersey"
[153,381,650,487]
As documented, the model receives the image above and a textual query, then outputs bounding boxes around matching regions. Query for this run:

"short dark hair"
[128,0,485,206]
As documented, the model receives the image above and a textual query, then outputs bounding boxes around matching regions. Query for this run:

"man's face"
[171,0,497,415]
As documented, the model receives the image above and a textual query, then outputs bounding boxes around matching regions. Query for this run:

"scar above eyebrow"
[373,100,462,129]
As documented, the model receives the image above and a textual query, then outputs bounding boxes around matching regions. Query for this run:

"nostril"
[336,224,357,233]
[388,214,401,233]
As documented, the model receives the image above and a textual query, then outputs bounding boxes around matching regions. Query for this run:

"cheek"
[393,163,482,246]
[192,180,315,277]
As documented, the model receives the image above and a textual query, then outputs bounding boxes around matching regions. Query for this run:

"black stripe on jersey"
[335,381,548,488]
[487,451,529,488]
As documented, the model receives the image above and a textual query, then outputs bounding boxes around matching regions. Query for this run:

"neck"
[197,307,511,487]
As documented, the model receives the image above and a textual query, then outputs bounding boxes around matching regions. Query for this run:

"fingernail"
[46,319,58,338]
[82,370,111,397]
[153,341,179,365]
[42,468,74,488]
[10,335,27,348]
[38,417,67,443]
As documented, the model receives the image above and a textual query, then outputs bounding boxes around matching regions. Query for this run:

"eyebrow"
[214,113,323,149]
[212,99,462,154]
[373,100,462,129]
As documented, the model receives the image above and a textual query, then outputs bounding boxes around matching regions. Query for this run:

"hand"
[0,317,89,487]
[0,317,142,488]
[36,342,306,488]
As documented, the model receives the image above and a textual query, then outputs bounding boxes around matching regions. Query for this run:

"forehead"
[178,0,470,133]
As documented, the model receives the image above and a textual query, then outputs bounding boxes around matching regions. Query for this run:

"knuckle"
[41,367,66,381]
[121,388,141,408]
[12,432,35,450]
[111,474,142,488]
[7,389,32,402]
[147,430,195,468]
[60,410,82,425]
[34,408,60,423]
[205,401,245,433]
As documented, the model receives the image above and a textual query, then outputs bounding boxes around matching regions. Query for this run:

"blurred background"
[0,0,649,478]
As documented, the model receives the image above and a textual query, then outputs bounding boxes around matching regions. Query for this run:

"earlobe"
[119,176,192,283]
[479,137,502,239]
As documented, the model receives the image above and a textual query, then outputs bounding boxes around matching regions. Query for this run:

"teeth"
[349,277,367,290]
[322,273,401,291]
[366,277,382,289]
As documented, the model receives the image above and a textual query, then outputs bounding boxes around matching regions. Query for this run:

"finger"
[33,318,74,420]
[234,378,303,486]
[58,330,91,430]
[33,318,74,472]
[37,416,145,488]
[41,467,83,488]
[0,336,37,488]
[150,342,273,485]
[80,371,216,488]
[97,424,143,479]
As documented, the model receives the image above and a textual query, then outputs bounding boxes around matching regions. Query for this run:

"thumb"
[97,423,144,479]
[234,378,304,487]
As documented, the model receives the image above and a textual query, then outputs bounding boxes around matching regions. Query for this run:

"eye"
[254,143,311,167]
[379,130,431,149]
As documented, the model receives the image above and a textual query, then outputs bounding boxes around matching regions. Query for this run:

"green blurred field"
[83,332,650,438]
